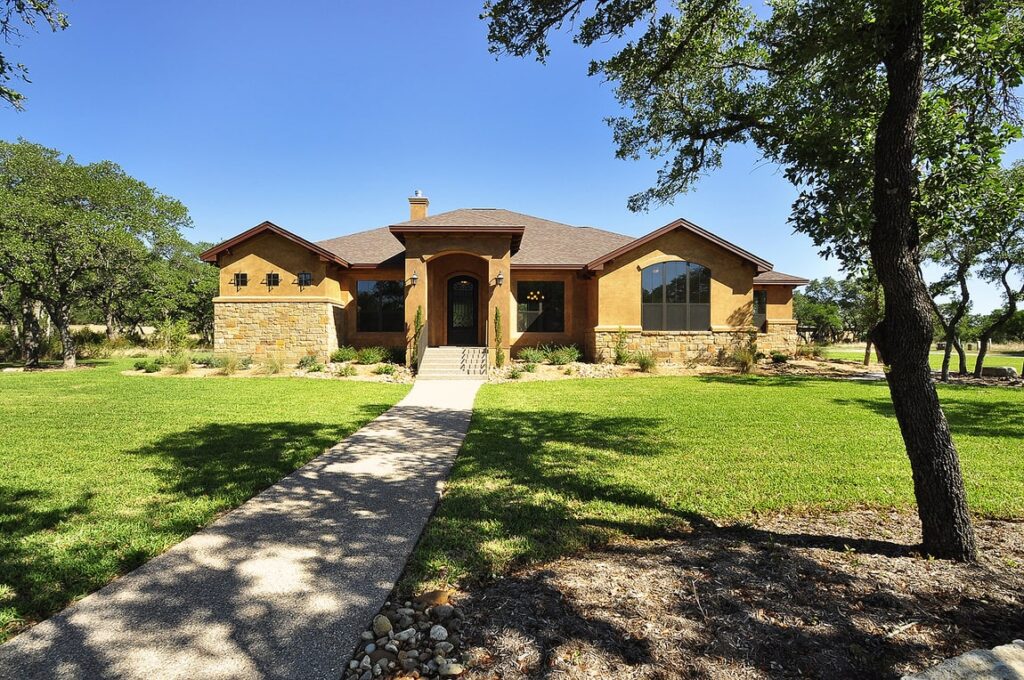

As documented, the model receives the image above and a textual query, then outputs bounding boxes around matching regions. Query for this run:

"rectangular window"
[516,281,565,333]
[297,272,313,287]
[232,272,248,287]
[753,290,767,330]
[357,280,404,332]
[266,272,280,287]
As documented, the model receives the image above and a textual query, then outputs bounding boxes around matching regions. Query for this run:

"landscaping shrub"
[635,351,656,373]
[336,364,357,377]
[613,326,631,365]
[796,342,825,359]
[373,364,396,375]
[133,359,160,373]
[387,346,406,364]
[494,309,505,369]
[517,347,546,363]
[771,352,789,364]
[507,365,523,380]
[191,353,218,368]
[331,346,357,363]
[547,345,581,365]
[732,346,757,374]
[262,355,284,375]
[522,362,537,373]
[355,346,387,364]
[151,319,193,351]
[218,354,243,375]
[297,355,324,372]
[168,353,192,375]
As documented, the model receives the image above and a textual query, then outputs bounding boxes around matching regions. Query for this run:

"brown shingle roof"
[317,209,635,267]
[753,270,810,285]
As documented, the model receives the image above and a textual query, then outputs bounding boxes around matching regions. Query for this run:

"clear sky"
[1,1,1019,312]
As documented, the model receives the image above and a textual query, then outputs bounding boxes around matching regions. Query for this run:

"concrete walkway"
[0,379,484,680]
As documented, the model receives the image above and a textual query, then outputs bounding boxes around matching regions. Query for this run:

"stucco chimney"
[408,190,429,220]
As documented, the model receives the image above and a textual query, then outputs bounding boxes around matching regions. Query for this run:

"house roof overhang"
[199,221,351,267]
[387,225,525,252]
[583,218,773,274]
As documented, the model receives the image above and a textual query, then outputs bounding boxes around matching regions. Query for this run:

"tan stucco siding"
[215,232,343,301]
[594,228,758,330]
[755,284,795,320]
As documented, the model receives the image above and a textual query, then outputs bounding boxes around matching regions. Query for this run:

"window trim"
[640,260,711,331]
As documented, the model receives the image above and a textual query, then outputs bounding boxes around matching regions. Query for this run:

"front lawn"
[406,375,1024,590]
[0,359,409,642]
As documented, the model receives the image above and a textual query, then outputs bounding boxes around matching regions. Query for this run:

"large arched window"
[641,261,711,330]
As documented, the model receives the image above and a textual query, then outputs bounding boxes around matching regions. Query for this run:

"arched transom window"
[641,261,711,330]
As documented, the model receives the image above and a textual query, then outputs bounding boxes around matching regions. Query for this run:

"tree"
[1,1,68,108]
[483,0,1024,560]
[0,140,192,368]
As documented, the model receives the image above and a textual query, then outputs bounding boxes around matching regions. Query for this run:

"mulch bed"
[451,510,1023,679]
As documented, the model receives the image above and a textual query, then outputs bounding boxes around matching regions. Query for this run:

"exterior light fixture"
[411,271,419,287]
[496,271,505,287]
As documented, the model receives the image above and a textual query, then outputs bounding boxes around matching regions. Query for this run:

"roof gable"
[584,218,773,273]
[200,221,350,267]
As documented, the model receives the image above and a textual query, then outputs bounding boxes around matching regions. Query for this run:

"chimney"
[408,189,429,220]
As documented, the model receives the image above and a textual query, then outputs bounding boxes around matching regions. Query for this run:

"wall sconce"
[496,271,505,287]
[410,271,419,287]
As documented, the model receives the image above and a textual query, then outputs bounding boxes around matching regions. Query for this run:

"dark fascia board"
[753,276,810,286]
[584,218,773,273]
[199,221,351,267]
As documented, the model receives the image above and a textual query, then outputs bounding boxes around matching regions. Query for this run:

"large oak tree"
[484,0,1024,560]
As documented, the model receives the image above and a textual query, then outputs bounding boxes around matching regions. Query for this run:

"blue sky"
[1,1,1018,312]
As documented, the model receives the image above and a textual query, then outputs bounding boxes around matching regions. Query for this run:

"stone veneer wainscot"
[588,320,799,363]
[214,300,342,363]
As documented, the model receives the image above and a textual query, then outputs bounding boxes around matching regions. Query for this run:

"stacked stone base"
[213,300,342,363]
[588,321,799,364]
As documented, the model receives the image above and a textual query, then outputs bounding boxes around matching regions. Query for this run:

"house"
[199,193,808,366]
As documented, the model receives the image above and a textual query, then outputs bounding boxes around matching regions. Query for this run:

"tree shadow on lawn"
[0,405,392,643]
[0,399,466,676]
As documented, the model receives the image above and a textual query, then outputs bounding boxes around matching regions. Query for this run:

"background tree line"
[0,139,217,368]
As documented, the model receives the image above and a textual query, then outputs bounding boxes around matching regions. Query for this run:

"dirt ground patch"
[450,510,1023,680]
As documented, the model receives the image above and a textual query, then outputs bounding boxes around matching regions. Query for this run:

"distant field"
[823,347,1023,372]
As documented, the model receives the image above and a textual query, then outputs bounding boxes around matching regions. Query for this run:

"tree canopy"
[0,0,68,108]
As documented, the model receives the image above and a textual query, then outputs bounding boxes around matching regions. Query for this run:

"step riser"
[418,348,488,379]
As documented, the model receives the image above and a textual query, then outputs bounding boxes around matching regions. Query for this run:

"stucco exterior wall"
[213,299,341,362]
[756,284,795,320]
[216,232,343,301]
[594,228,757,330]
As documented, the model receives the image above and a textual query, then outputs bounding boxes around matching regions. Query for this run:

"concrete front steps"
[417,346,488,380]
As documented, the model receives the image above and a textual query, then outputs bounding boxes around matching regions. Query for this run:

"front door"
[447,276,478,346]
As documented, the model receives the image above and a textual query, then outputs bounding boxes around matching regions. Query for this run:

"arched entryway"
[446,275,479,346]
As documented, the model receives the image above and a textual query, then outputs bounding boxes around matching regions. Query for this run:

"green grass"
[0,359,409,641]
[406,376,1024,590]
[823,347,1023,372]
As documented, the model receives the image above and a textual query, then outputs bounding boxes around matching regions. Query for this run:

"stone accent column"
[213,299,341,364]
[757,319,799,355]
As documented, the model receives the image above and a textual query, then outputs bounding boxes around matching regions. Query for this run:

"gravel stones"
[344,595,467,680]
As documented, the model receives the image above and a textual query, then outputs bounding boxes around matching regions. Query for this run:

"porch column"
[405,256,427,366]
[487,252,512,367]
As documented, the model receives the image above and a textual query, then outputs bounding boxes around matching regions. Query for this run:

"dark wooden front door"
[447,276,478,346]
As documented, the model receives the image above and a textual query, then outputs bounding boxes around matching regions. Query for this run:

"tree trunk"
[105,306,118,341]
[863,340,873,366]
[940,330,954,381]
[869,0,976,561]
[20,297,43,367]
[48,304,77,369]
[953,337,967,375]
[974,336,991,377]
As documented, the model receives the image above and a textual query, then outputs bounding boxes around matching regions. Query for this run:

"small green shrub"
[771,352,789,364]
[635,351,656,373]
[522,362,537,373]
[152,319,193,351]
[355,346,387,364]
[192,353,218,367]
[548,345,581,366]
[297,355,324,372]
[373,363,396,375]
[133,359,160,373]
[796,343,825,359]
[330,346,357,363]
[387,346,406,364]
[507,365,523,380]
[219,354,241,375]
[613,326,631,365]
[168,353,192,375]
[494,309,505,368]
[335,364,357,377]
[732,347,757,374]
[517,347,546,363]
